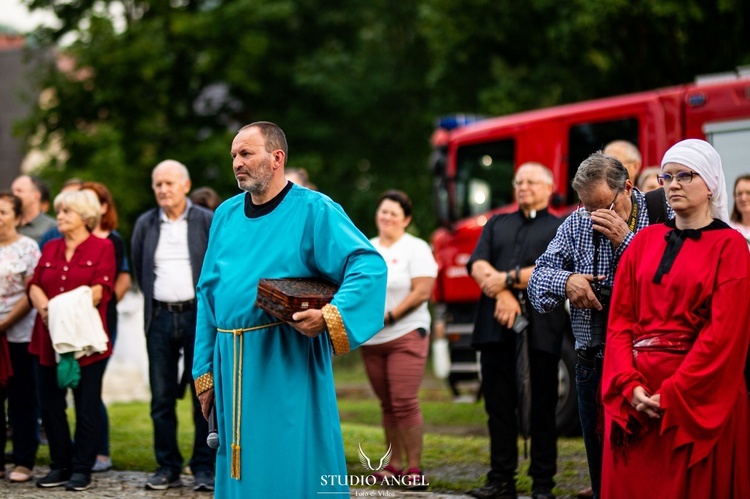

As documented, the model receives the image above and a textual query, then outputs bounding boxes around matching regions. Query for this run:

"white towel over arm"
[48,286,109,360]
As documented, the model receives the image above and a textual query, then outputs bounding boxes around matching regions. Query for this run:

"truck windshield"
[454,139,515,219]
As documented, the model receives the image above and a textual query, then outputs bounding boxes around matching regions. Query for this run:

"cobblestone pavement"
[1,467,479,498]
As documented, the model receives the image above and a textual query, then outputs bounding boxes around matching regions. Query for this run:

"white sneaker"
[92,456,112,472]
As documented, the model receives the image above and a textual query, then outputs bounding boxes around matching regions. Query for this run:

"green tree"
[18,0,750,242]
[419,0,750,116]
[20,0,436,240]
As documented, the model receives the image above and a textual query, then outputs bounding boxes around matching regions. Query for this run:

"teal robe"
[193,185,387,498]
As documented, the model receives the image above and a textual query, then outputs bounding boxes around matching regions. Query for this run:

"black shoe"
[193,470,215,491]
[532,486,556,499]
[145,468,182,490]
[65,473,93,491]
[36,469,72,488]
[467,480,517,499]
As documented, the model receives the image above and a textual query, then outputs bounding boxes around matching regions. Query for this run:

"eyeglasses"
[656,171,700,186]
[577,190,620,219]
[512,179,545,188]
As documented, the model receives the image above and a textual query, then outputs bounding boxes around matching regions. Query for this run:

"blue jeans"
[576,362,602,499]
[147,307,214,474]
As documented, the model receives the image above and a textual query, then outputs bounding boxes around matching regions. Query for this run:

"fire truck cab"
[430,69,750,434]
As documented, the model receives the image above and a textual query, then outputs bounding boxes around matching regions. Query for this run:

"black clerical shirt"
[467,208,570,355]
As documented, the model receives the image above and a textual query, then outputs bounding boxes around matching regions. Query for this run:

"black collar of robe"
[244,181,294,218]
[653,218,729,284]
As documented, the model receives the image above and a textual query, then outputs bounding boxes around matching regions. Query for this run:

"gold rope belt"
[217,322,283,479]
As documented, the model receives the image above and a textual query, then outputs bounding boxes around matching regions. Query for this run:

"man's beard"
[236,162,273,195]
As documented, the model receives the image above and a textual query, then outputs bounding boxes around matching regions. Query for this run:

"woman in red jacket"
[28,189,115,492]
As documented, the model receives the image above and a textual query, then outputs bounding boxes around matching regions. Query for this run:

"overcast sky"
[2,0,58,32]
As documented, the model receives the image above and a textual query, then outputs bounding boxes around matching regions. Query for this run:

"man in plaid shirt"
[528,151,672,499]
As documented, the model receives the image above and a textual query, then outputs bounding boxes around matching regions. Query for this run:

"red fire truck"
[430,68,750,434]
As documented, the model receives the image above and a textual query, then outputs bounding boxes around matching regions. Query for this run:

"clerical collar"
[244,181,293,218]
[520,207,548,220]
[653,218,727,284]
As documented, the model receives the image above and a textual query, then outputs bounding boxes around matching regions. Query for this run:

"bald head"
[153,160,191,181]
[516,162,554,185]
[603,140,641,183]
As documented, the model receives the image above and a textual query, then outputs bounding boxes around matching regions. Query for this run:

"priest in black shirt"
[466,162,571,499]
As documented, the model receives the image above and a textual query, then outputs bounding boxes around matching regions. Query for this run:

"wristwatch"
[506,271,515,289]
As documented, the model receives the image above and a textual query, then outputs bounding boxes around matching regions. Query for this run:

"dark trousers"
[0,342,40,469]
[96,324,117,457]
[35,358,106,475]
[480,343,559,488]
[96,357,111,457]
[576,361,603,499]
[146,307,213,474]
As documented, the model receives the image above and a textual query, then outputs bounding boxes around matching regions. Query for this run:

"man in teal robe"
[192,121,387,498]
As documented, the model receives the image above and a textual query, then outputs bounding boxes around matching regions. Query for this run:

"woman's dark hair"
[81,181,118,231]
[190,187,223,211]
[0,191,23,219]
[377,189,413,219]
[731,174,750,222]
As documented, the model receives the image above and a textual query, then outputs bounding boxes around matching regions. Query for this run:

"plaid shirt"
[528,189,674,350]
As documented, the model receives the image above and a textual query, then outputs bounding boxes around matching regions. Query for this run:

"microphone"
[207,404,219,449]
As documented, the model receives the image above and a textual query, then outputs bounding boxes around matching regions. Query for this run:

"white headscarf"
[660,139,729,223]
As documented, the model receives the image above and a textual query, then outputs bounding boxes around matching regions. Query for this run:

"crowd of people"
[0,127,748,498]
[0,172,220,491]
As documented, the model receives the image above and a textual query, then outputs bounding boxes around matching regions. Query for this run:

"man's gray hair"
[153,160,191,181]
[572,152,629,194]
[515,162,554,185]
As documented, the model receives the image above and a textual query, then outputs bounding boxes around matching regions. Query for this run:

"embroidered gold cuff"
[322,303,350,355]
[194,372,214,396]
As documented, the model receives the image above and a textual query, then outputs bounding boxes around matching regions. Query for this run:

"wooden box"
[255,278,339,322]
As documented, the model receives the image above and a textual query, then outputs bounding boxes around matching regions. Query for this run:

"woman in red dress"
[601,139,750,498]
[28,189,115,492]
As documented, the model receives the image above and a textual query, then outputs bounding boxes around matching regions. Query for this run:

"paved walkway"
[0,468,480,498]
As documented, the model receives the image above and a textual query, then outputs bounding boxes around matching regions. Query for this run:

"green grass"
[30,398,197,472]
[21,356,587,496]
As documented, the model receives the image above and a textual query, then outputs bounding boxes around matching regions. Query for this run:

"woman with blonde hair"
[28,189,116,491]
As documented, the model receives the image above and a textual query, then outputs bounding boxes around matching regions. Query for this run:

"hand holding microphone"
[207,404,219,449]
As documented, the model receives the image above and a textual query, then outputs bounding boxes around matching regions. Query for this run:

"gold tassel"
[231,443,241,479]
[217,324,278,482]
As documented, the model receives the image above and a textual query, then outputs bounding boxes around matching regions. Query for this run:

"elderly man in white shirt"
[131,160,215,492]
